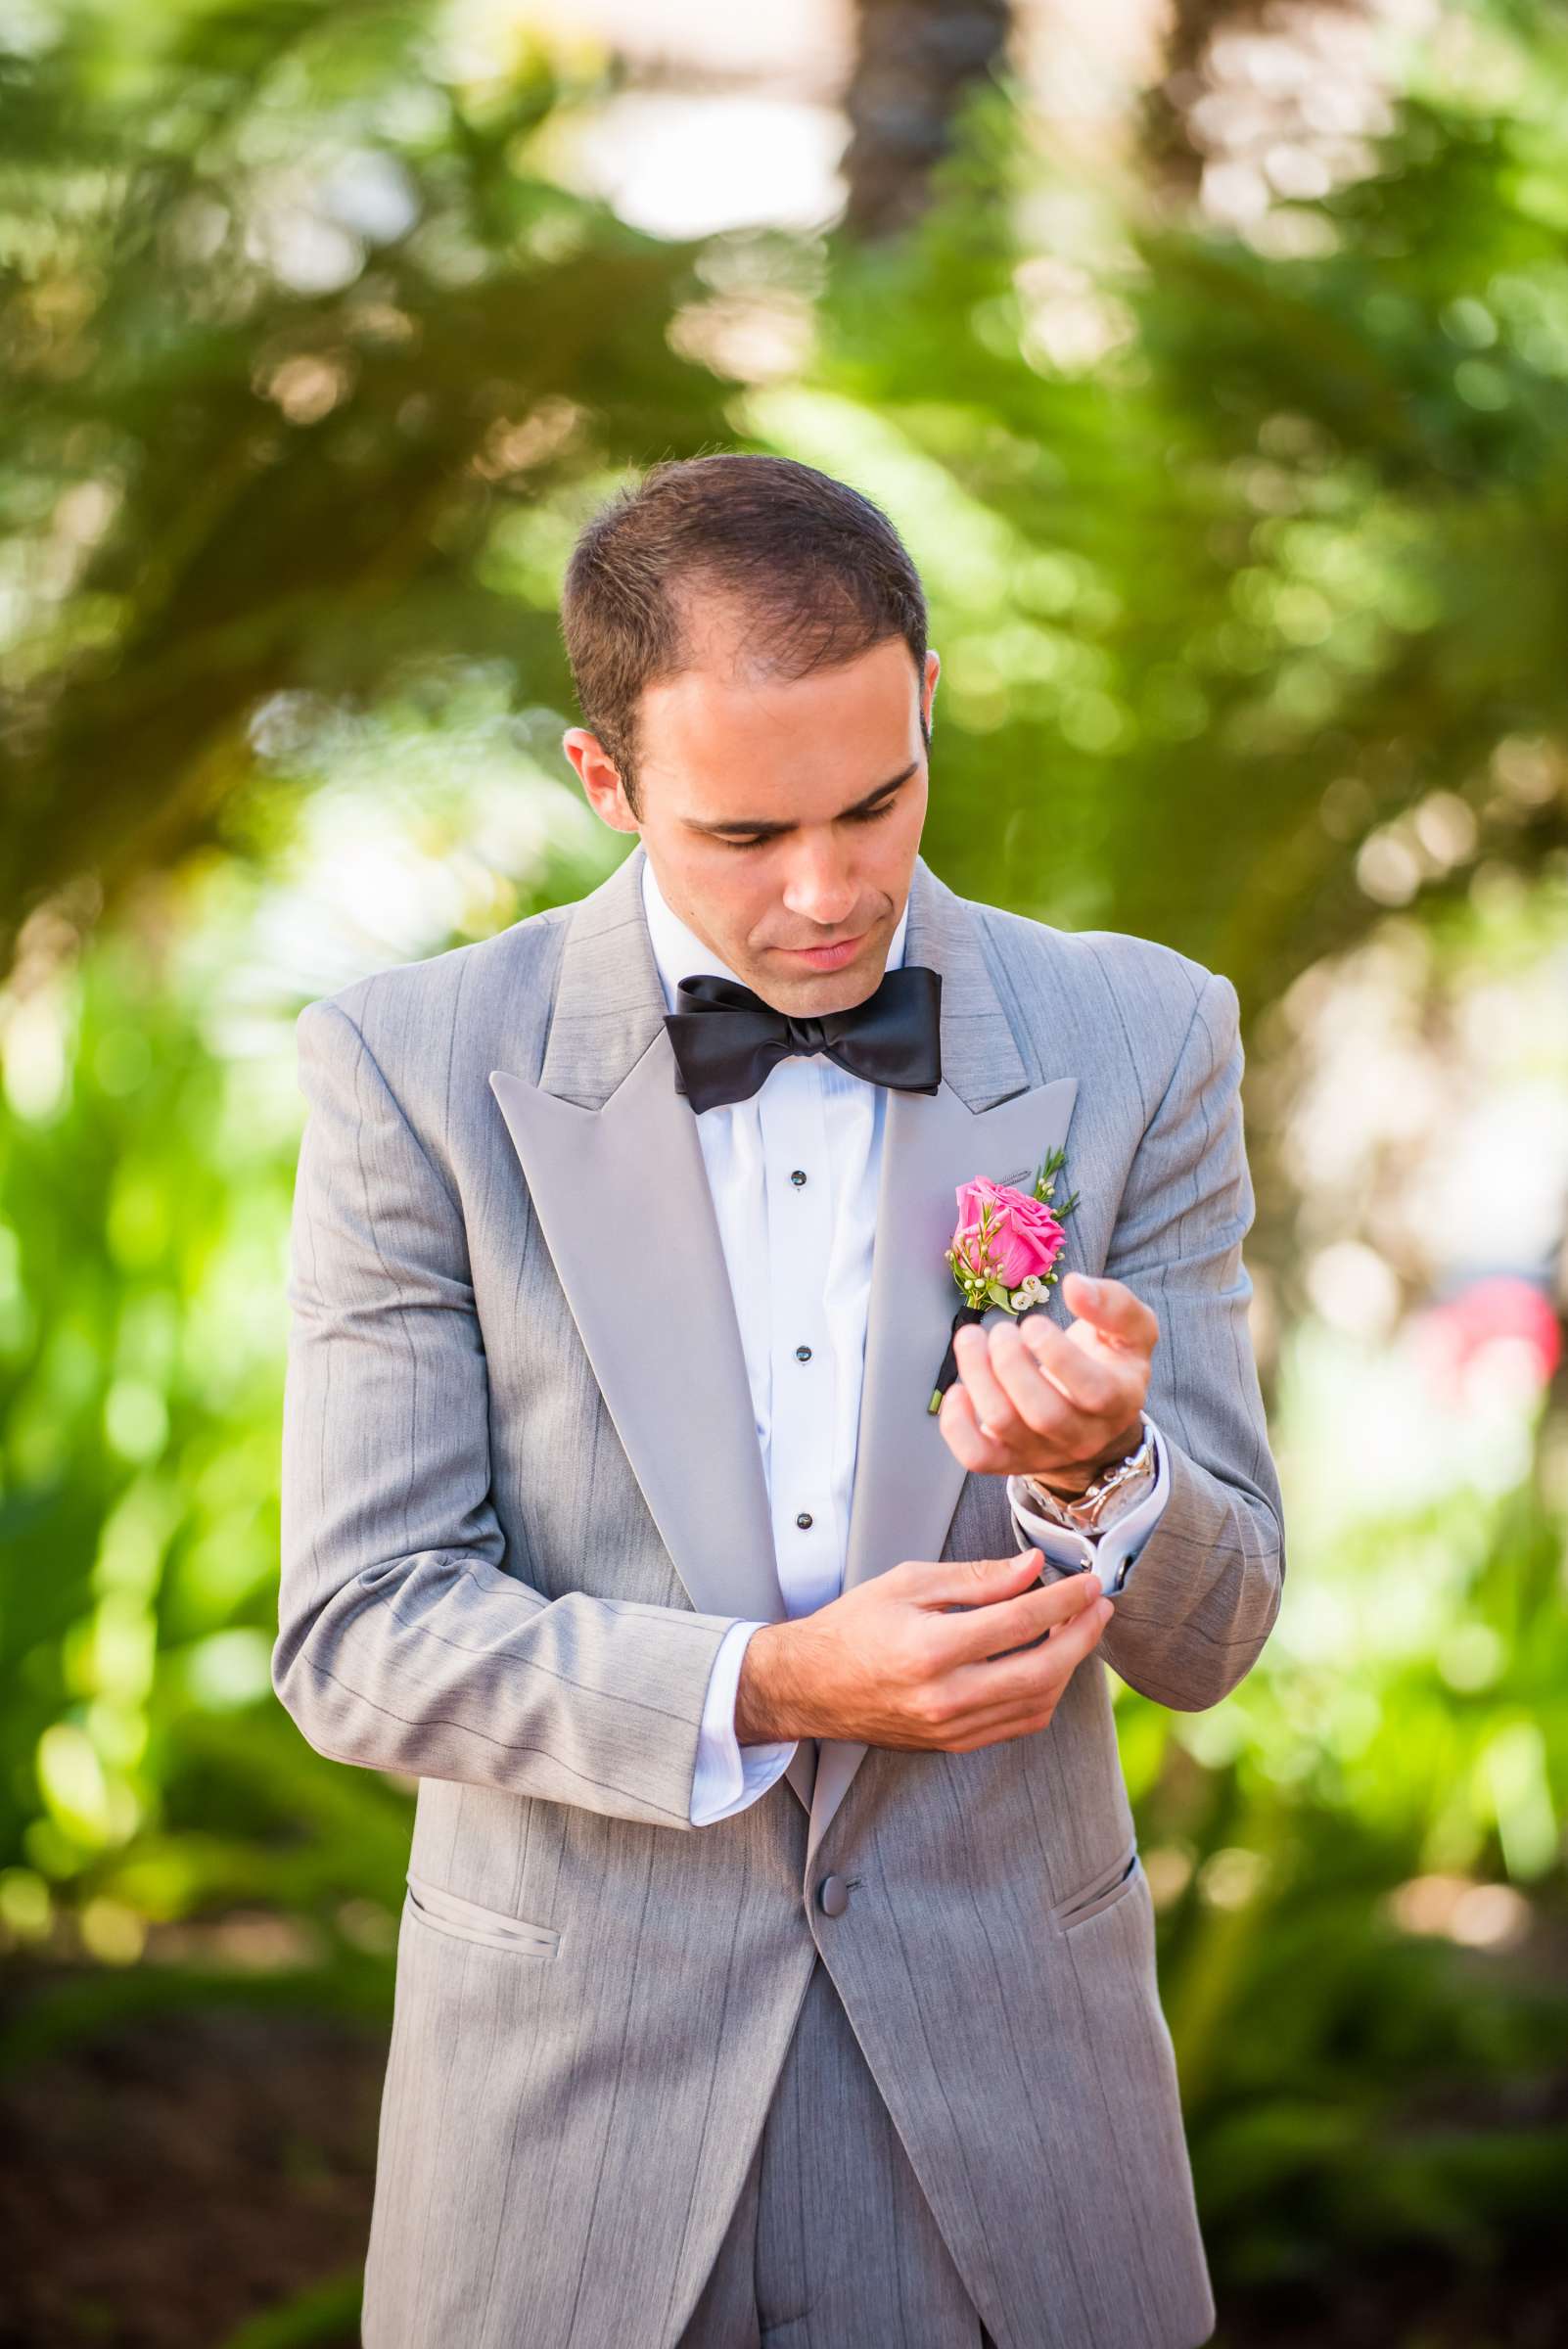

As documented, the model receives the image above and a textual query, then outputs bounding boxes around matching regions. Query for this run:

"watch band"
[1021,1418,1156,1536]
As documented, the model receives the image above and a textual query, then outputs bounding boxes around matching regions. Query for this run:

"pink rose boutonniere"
[927,1145,1080,1413]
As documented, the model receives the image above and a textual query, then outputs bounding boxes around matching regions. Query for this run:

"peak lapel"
[806,861,1080,1866]
[488,845,814,1817]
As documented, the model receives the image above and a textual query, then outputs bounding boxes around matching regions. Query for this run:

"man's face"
[564,610,938,1015]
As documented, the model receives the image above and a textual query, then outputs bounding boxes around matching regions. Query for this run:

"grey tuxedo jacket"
[273,839,1285,2349]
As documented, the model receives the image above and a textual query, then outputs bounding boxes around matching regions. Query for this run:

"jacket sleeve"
[1057,967,1285,1711]
[272,998,747,1830]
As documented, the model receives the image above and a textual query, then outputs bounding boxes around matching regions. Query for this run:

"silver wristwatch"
[1021,1417,1157,1536]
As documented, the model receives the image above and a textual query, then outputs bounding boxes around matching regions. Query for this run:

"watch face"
[1077,1437,1155,1522]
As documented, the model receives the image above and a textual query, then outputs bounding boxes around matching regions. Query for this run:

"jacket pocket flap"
[1050,1845,1141,1932]
[405,1870,560,1957]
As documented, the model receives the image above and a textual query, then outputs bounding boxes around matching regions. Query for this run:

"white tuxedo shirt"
[638,854,1172,1825]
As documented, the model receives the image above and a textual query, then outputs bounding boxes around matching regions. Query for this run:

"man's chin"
[755,939,888,1014]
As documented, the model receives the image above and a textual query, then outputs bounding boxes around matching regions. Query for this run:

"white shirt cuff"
[1006,1413,1172,1598]
[689,1619,798,1825]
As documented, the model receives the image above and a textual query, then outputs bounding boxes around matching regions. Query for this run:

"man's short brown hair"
[560,451,929,817]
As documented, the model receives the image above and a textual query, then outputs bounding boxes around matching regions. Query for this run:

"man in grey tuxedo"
[274,453,1285,2348]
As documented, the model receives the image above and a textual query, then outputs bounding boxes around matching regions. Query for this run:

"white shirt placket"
[758,1061,840,1620]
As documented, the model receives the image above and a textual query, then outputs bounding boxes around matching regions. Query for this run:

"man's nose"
[779,836,859,928]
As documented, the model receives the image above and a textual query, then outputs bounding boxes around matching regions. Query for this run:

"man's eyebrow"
[685,763,919,840]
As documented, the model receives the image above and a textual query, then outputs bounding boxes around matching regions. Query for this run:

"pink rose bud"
[951,1178,1066,1289]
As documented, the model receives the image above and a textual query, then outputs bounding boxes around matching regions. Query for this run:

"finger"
[1011,1313,1125,1418]
[935,1562,1103,1664]
[905,1545,1055,1610]
[937,1380,1011,1472]
[1062,1271,1160,1355]
[988,1318,1100,1435]
[954,1588,1115,1709]
[949,1323,1022,1443]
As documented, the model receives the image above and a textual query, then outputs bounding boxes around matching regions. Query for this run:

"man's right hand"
[733,1551,1114,1753]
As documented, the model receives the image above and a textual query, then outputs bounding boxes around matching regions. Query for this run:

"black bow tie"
[665,964,943,1114]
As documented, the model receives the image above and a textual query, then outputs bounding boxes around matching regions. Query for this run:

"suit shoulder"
[961,895,1237,1117]
[970,896,1220,1013]
[296,900,573,1057]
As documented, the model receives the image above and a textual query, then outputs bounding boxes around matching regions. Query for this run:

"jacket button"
[790,1169,807,1187]
[817,1873,850,1917]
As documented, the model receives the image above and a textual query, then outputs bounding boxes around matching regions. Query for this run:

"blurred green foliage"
[2,1,1566,2339]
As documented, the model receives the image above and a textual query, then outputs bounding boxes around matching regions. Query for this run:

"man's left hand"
[936,1269,1157,1496]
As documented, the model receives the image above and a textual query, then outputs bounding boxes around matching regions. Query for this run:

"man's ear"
[563,728,639,835]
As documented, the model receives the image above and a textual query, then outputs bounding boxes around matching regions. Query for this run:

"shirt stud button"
[795,1344,812,1362]
[790,1168,807,1187]
[796,1511,813,1531]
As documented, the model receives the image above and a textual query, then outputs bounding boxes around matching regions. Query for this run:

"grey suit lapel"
[488,844,818,1815]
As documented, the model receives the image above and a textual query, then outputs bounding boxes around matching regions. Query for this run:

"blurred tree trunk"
[841,0,1013,240]
[1141,0,1369,195]
[1141,0,1239,189]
